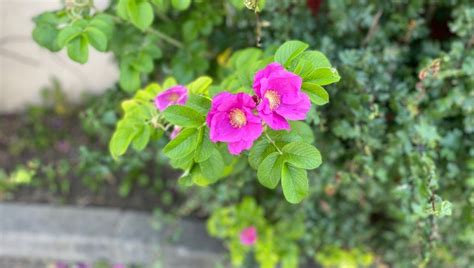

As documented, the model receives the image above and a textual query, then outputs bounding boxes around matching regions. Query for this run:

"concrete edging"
[0,203,225,267]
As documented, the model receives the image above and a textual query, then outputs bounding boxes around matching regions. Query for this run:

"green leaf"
[144,83,162,95]
[228,0,245,9]
[257,152,286,189]
[72,19,88,29]
[282,142,322,170]
[117,0,130,20]
[182,21,198,42]
[151,0,166,7]
[191,165,213,186]
[32,24,61,52]
[248,139,275,169]
[119,63,141,92]
[132,124,151,151]
[186,94,211,116]
[163,128,198,159]
[281,247,299,268]
[134,88,155,102]
[178,174,193,187]
[299,50,331,69]
[170,152,194,169]
[130,53,154,73]
[194,128,214,162]
[292,58,317,80]
[84,27,107,52]
[199,148,225,181]
[128,0,154,31]
[281,163,308,204]
[109,122,137,159]
[144,45,162,59]
[163,105,205,127]
[121,99,139,112]
[67,36,89,64]
[267,129,305,143]
[440,200,452,217]
[163,77,178,89]
[90,14,114,39]
[187,76,213,94]
[289,121,315,143]
[56,25,83,48]
[171,0,191,11]
[307,67,341,86]
[152,0,170,12]
[302,82,329,105]
[229,48,263,69]
[275,40,309,67]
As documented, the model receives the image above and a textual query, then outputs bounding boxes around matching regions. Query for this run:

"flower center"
[229,108,247,128]
[264,90,281,110]
[167,93,180,102]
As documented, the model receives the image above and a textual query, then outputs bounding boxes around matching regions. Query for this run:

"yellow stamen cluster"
[229,108,247,128]
[264,90,281,110]
[167,93,180,102]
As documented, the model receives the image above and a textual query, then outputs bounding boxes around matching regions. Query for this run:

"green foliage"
[109,83,160,159]
[315,246,374,268]
[207,197,304,268]
[33,10,114,64]
[163,105,205,127]
[31,0,474,267]
[0,165,35,193]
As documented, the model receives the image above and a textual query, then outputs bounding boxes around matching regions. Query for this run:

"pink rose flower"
[240,226,257,246]
[170,126,181,139]
[253,62,311,130]
[206,92,263,155]
[154,85,188,111]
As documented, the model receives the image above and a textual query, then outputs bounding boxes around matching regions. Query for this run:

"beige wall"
[0,0,117,112]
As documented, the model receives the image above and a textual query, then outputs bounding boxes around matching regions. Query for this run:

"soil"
[0,111,181,212]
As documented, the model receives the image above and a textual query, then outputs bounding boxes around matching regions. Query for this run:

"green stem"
[254,0,262,47]
[146,28,184,48]
[112,16,183,48]
[264,131,283,155]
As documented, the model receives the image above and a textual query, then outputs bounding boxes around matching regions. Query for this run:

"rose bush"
[107,40,339,204]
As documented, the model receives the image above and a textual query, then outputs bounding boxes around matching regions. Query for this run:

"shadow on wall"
[0,0,117,113]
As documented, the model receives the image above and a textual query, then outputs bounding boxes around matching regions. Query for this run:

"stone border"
[0,203,225,266]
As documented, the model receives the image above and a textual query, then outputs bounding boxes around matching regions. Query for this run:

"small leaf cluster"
[207,197,305,268]
[32,0,250,92]
[33,12,114,63]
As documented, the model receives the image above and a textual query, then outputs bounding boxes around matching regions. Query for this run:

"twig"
[428,181,439,243]
[466,35,474,49]
[146,28,183,49]
[112,16,183,49]
[255,10,262,47]
[363,10,383,46]
[264,131,283,154]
